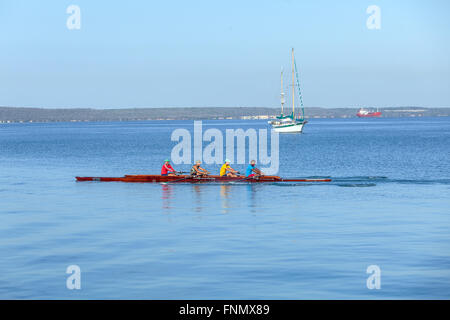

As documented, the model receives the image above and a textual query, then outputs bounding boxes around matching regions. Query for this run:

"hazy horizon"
[1,1,449,109]
[2,105,450,111]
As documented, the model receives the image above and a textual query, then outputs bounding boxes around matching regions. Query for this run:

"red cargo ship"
[357,108,382,118]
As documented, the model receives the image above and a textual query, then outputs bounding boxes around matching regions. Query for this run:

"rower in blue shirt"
[246,160,262,178]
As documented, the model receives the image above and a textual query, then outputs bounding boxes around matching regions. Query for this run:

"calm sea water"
[0,117,449,299]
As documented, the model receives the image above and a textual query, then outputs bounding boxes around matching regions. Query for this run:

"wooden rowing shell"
[75,175,331,183]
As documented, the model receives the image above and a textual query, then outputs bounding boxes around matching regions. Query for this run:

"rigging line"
[293,58,305,120]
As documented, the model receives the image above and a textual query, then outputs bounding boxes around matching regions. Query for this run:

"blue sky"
[0,0,449,108]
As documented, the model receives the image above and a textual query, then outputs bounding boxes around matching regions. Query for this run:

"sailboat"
[269,48,307,133]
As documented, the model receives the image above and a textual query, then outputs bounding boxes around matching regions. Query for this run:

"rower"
[191,160,209,177]
[161,159,177,176]
[246,160,262,178]
[220,159,239,177]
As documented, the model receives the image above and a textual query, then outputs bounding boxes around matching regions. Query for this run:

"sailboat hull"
[272,122,305,133]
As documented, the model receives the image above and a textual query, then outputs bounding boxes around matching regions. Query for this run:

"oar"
[230,175,257,184]
[167,174,217,184]
[162,175,191,184]
[191,175,215,183]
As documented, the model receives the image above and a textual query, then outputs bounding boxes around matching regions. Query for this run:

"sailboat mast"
[292,48,295,118]
[280,68,284,115]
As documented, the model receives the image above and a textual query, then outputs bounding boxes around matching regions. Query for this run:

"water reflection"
[161,184,173,211]
[220,184,232,214]
[246,184,258,213]
[160,182,262,215]
[192,185,202,213]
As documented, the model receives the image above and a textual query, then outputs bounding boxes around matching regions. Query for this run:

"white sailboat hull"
[272,122,305,133]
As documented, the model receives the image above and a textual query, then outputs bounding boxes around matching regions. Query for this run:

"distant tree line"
[0,106,449,123]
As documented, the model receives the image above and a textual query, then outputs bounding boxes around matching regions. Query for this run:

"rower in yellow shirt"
[220,159,239,177]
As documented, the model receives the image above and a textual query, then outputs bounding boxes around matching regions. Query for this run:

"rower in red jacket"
[161,159,177,176]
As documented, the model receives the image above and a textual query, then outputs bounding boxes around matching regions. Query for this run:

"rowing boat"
[75,175,331,183]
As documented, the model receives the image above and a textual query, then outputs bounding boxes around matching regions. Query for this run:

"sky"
[0,0,449,109]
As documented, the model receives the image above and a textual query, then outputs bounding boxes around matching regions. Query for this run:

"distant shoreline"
[1,106,449,124]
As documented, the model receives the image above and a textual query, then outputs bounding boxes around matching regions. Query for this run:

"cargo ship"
[356,108,382,118]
